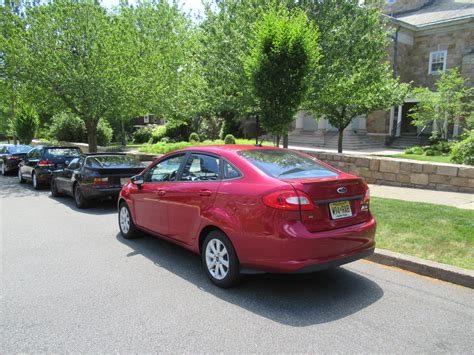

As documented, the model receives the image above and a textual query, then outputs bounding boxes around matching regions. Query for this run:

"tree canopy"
[245,7,319,146]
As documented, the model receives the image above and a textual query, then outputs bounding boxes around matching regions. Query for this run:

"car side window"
[67,158,80,170]
[144,154,186,183]
[27,149,37,158]
[180,154,220,182]
[223,160,241,180]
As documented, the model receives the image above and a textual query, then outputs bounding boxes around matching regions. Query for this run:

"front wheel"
[50,178,61,197]
[18,168,25,183]
[202,231,242,288]
[32,172,40,190]
[74,184,89,209]
[118,202,140,239]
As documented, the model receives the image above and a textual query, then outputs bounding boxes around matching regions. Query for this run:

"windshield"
[45,148,81,159]
[85,155,146,168]
[239,149,338,179]
[8,145,31,154]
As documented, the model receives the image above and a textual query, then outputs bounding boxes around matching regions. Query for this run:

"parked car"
[18,146,82,189]
[117,146,376,288]
[0,145,32,175]
[51,153,146,208]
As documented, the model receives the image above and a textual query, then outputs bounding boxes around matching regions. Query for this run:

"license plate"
[120,178,129,185]
[329,201,352,219]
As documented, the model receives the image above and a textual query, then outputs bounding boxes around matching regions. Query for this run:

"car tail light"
[361,186,370,211]
[262,189,315,211]
[38,160,54,167]
[8,156,19,160]
[93,177,109,186]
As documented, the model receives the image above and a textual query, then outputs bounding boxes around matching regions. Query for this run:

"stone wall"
[406,23,474,90]
[301,150,474,193]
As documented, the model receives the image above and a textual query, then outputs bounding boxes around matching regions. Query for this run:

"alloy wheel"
[75,185,81,205]
[119,206,130,234]
[1,163,4,175]
[32,173,37,188]
[18,169,22,182]
[205,238,230,280]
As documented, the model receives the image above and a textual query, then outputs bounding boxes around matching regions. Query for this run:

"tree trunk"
[276,134,280,147]
[338,128,344,154]
[255,115,259,145]
[121,119,126,147]
[86,120,98,153]
[283,134,288,149]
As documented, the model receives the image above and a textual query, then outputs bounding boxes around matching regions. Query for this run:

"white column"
[317,116,327,130]
[359,115,366,130]
[396,105,402,137]
[389,106,395,136]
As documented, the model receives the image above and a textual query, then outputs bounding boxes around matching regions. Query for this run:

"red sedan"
[118,146,376,287]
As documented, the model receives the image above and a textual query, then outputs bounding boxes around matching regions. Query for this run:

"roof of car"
[177,144,282,153]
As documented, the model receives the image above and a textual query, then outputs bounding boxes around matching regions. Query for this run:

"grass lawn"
[371,197,474,270]
[382,153,453,164]
[139,139,272,154]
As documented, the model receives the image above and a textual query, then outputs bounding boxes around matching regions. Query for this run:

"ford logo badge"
[337,187,347,194]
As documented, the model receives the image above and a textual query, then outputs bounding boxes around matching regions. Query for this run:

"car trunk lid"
[286,176,370,232]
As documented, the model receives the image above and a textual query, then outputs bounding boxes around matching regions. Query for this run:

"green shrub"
[49,112,86,143]
[404,146,424,155]
[97,119,113,146]
[14,106,39,144]
[450,130,474,165]
[224,134,236,144]
[160,137,170,143]
[151,125,167,143]
[166,122,188,141]
[431,140,454,154]
[133,126,153,143]
[189,132,200,142]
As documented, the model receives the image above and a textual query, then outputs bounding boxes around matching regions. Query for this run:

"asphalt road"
[1,175,473,353]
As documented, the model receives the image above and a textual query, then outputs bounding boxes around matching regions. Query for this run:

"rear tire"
[74,183,89,209]
[202,230,242,288]
[18,169,25,183]
[118,202,140,239]
[1,163,5,176]
[50,178,61,197]
[32,172,41,190]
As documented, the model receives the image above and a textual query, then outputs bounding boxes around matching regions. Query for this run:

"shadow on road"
[116,232,384,327]
[0,175,48,198]
[47,194,117,215]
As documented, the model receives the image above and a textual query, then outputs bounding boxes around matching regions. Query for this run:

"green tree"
[12,105,39,144]
[245,7,319,147]
[302,0,409,153]
[409,68,473,140]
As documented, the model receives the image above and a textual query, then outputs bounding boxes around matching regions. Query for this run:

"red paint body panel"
[119,145,376,273]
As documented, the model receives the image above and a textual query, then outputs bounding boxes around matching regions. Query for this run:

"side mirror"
[131,175,144,185]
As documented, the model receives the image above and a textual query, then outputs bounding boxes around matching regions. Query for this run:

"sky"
[100,0,206,15]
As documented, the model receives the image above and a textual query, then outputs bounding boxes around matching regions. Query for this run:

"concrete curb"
[366,248,474,288]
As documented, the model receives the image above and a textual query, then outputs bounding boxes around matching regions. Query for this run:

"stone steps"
[289,131,385,150]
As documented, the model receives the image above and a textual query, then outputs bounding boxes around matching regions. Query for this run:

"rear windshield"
[85,155,146,168]
[238,150,338,179]
[8,145,31,154]
[45,148,81,159]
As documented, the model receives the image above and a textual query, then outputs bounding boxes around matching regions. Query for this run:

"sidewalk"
[369,184,474,210]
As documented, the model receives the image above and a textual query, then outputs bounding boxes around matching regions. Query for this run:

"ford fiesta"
[118,146,376,288]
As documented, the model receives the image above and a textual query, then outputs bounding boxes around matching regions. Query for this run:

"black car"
[18,146,82,189]
[1,145,32,175]
[50,153,146,208]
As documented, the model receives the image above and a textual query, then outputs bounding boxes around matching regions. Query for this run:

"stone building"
[289,0,474,150]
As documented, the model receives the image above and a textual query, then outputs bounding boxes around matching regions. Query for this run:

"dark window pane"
[223,161,241,179]
[145,154,185,182]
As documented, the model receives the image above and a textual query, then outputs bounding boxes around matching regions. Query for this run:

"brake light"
[263,189,315,211]
[8,156,19,160]
[38,160,54,167]
[361,186,370,211]
[93,177,109,186]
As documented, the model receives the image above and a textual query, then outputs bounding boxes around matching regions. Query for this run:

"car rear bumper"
[81,186,122,200]
[240,217,376,273]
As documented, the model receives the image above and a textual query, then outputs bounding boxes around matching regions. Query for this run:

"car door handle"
[198,190,212,196]
[156,190,166,196]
